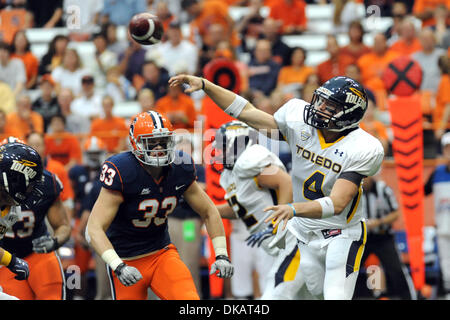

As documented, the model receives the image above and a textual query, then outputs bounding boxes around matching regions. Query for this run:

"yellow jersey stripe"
[317,129,346,149]
[283,249,300,282]
[0,206,10,218]
[352,221,367,273]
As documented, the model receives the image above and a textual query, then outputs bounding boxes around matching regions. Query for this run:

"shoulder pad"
[101,152,138,191]
[234,144,285,179]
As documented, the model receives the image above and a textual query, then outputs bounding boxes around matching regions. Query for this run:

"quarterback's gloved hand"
[210,255,234,278]
[245,224,275,248]
[32,235,59,253]
[114,263,143,286]
[7,255,29,280]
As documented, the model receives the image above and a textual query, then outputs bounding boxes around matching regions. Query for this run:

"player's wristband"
[201,78,206,90]
[0,250,12,266]
[101,249,123,271]
[287,203,296,218]
[211,236,228,257]
[316,197,335,219]
[224,95,248,118]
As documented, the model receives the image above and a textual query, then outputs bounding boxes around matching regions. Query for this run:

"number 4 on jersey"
[303,171,325,200]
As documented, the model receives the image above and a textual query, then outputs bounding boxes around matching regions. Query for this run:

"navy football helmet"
[304,76,368,132]
[0,142,44,208]
[213,121,259,170]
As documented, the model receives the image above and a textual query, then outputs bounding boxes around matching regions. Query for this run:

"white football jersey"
[274,99,384,240]
[220,144,286,234]
[0,206,20,240]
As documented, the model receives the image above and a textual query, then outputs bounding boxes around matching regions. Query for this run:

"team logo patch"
[10,159,37,179]
[300,130,311,141]
[140,188,151,195]
[321,229,342,239]
[345,91,366,108]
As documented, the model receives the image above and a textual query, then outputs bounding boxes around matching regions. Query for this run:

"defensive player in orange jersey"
[87,110,234,300]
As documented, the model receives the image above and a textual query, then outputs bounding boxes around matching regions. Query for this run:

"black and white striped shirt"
[362,180,399,235]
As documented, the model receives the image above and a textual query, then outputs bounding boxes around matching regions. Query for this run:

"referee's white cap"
[442,132,450,147]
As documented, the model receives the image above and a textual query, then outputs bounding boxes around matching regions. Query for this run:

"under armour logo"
[335,149,344,157]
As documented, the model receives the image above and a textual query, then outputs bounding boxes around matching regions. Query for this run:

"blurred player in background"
[0,142,53,299]
[215,120,310,299]
[86,111,234,300]
[71,136,111,300]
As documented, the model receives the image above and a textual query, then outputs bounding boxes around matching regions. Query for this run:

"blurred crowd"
[0,0,448,299]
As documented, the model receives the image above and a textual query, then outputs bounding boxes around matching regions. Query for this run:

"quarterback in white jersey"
[0,142,45,300]
[215,121,309,299]
[169,74,385,300]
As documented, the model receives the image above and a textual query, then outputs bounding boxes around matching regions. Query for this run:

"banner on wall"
[384,56,425,289]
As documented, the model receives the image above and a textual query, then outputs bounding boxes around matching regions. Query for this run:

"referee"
[354,175,417,300]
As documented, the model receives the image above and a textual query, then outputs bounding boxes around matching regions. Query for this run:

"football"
[128,12,164,45]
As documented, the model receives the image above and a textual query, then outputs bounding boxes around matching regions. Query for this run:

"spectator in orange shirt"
[5,94,44,139]
[27,131,75,220]
[434,55,450,140]
[339,20,372,64]
[413,0,450,27]
[317,34,354,85]
[90,95,128,153]
[45,114,82,170]
[181,0,235,47]
[276,47,315,97]
[156,84,197,130]
[268,0,307,35]
[357,33,401,91]
[11,30,39,90]
[389,18,423,56]
[0,109,22,142]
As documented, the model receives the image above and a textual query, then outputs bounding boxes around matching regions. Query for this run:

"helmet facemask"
[132,131,176,167]
[84,150,107,170]
[214,122,258,170]
[0,170,44,208]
